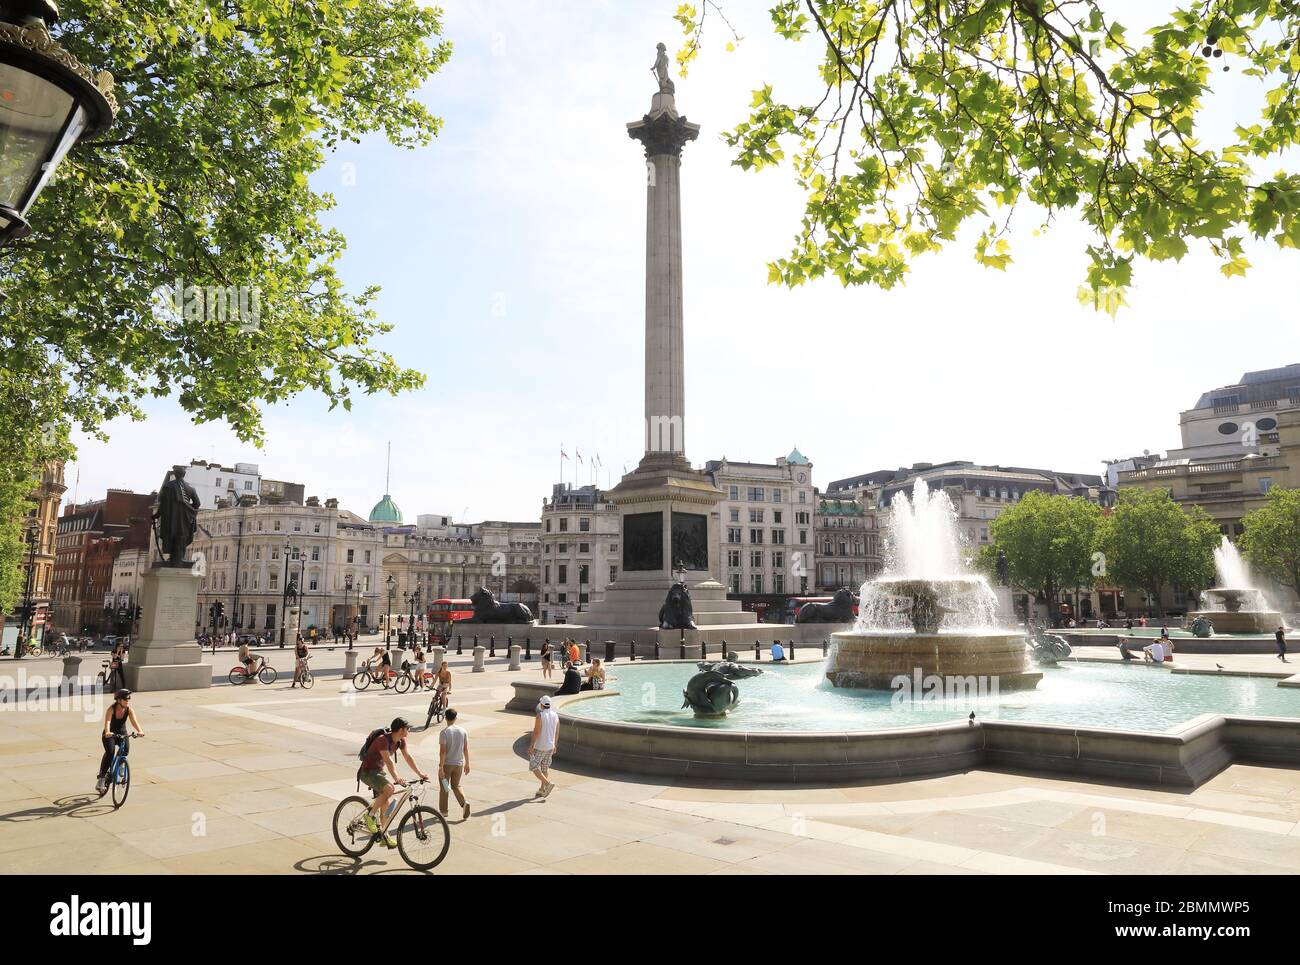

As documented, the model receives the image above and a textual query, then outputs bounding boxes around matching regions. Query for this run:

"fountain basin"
[826,629,1042,691]
[1188,588,1281,634]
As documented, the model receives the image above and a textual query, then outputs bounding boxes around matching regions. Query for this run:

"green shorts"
[359,769,391,796]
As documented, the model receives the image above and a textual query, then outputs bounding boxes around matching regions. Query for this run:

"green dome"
[787,447,811,466]
[368,494,403,524]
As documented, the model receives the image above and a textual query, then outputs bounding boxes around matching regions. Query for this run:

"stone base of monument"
[494,620,849,660]
[122,566,212,692]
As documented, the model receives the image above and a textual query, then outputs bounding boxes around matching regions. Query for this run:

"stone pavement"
[3,646,1300,875]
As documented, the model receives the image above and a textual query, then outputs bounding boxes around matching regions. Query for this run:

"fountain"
[1186,537,1282,634]
[825,479,1041,690]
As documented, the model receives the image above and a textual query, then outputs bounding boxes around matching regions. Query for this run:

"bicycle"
[97,660,122,692]
[424,687,448,730]
[98,733,142,809]
[352,664,396,691]
[22,642,42,657]
[293,656,314,690]
[229,657,277,685]
[332,778,450,871]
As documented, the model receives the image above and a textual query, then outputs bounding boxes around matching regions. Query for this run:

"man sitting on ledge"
[771,642,786,662]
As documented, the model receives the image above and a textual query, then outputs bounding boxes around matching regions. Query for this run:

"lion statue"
[658,581,697,630]
[795,587,857,624]
[463,586,533,624]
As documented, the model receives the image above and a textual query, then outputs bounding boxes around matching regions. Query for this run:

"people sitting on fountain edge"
[581,658,606,691]
[770,642,786,662]
[1142,638,1171,664]
[555,660,583,696]
[1117,637,1139,662]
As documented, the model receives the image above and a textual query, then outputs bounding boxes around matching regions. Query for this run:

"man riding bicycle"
[97,688,144,793]
[238,640,262,678]
[358,717,428,849]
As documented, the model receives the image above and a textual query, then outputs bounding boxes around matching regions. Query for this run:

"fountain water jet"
[826,479,1041,690]
[1186,537,1282,634]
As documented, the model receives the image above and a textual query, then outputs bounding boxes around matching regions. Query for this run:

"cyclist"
[238,639,260,679]
[359,717,428,848]
[96,688,144,793]
[291,636,310,688]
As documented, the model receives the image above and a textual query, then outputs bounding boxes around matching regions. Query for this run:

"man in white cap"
[528,695,559,798]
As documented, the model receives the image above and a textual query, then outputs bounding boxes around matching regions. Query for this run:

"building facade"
[814,493,884,592]
[5,460,66,644]
[703,450,817,610]
[539,484,621,624]
[51,490,155,634]
[190,497,385,636]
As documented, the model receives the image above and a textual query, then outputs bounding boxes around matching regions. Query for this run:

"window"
[729,485,739,500]
[559,518,569,532]
[1260,477,1274,494]
[609,566,618,583]
[799,491,807,503]
[771,488,783,502]
[773,529,786,544]
[558,564,567,583]
[293,521,301,532]
[274,520,281,531]
[579,564,589,584]
[558,592,568,604]
[544,565,550,583]
[558,543,567,554]
[773,551,784,569]
[364,550,371,564]
[311,546,320,561]
[727,527,742,543]
[773,510,782,524]
[799,530,807,544]
[749,509,764,523]
[796,511,810,525]
[309,576,318,591]
[215,477,222,487]
[730,574,741,594]
[346,549,354,563]
[749,529,764,544]
[750,574,763,593]
[545,519,552,532]
[729,508,739,522]
[728,550,741,567]
[244,480,253,491]
[578,542,589,553]
[270,573,279,589]
[750,550,763,568]
[774,574,785,593]
[579,517,590,532]
[748,486,765,501]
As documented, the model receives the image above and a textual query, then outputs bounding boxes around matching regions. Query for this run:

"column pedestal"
[123,566,211,691]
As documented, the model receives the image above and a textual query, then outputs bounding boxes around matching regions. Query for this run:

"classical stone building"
[539,483,621,624]
[814,492,883,593]
[702,450,817,609]
[191,497,385,637]
[185,459,305,511]
[5,460,66,644]
[381,514,542,619]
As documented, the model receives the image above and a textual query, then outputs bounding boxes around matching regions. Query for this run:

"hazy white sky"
[68,1,1299,520]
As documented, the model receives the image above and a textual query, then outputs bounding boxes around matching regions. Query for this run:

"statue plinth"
[122,565,211,691]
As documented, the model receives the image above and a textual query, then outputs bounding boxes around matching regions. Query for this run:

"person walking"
[1277,625,1290,664]
[437,708,471,820]
[528,696,559,799]
[540,640,554,681]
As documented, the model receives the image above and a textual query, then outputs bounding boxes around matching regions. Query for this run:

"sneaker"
[541,781,555,798]
[94,777,106,794]
[363,811,380,835]
[534,786,546,798]
[463,802,471,820]
[382,833,398,849]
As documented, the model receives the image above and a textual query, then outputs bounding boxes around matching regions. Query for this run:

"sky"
[67,1,1300,522]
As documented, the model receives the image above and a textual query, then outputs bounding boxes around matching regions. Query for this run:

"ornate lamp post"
[385,573,395,646]
[403,582,422,649]
[14,521,37,658]
[278,541,292,646]
[0,1,117,245]
[342,572,353,638]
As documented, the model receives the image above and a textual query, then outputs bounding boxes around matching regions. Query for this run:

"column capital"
[627,108,700,159]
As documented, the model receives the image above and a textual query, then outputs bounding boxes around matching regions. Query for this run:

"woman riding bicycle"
[96,689,144,793]
[292,636,311,688]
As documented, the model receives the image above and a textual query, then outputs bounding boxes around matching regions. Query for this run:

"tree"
[0,1,450,612]
[1239,487,1300,596]
[983,490,1102,619]
[675,1,1300,314]
[1095,488,1219,614]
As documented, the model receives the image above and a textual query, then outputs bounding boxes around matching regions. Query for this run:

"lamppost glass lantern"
[0,1,116,245]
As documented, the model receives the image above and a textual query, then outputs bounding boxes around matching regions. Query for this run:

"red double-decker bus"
[428,598,474,644]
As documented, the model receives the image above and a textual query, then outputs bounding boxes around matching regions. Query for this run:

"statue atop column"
[652,42,674,94]
[153,465,201,567]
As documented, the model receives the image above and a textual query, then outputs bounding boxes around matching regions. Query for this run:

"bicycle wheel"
[228,668,246,685]
[259,665,278,684]
[394,673,412,694]
[301,668,314,689]
[332,796,377,858]
[30,647,42,657]
[353,670,371,691]
[111,759,130,809]
[395,805,450,871]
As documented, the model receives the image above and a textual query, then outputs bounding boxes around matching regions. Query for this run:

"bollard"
[789,639,796,660]
[680,641,686,660]
[430,646,445,672]
[630,639,636,661]
[61,654,82,695]
[490,635,496,658]
[525,637,531,661]
[508,644,521,671]
[605,640,615,663]
[822,637,828,657]
[472,645,486,672]
[653,639,660,660]
[456,635,463,655]
[754,640,760,661]
[343,649,359,679]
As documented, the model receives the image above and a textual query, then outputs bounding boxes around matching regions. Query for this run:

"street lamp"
[385,573,395,646]
[402,582,422,649]
[278,540,292,646]
[342,572,353,638]
[0,1,117,246]
[14,521,37,658]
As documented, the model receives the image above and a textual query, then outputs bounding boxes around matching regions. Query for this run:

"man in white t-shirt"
[437,708,470,819]
[528,696,559,799]
[1143,641,1167,664]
